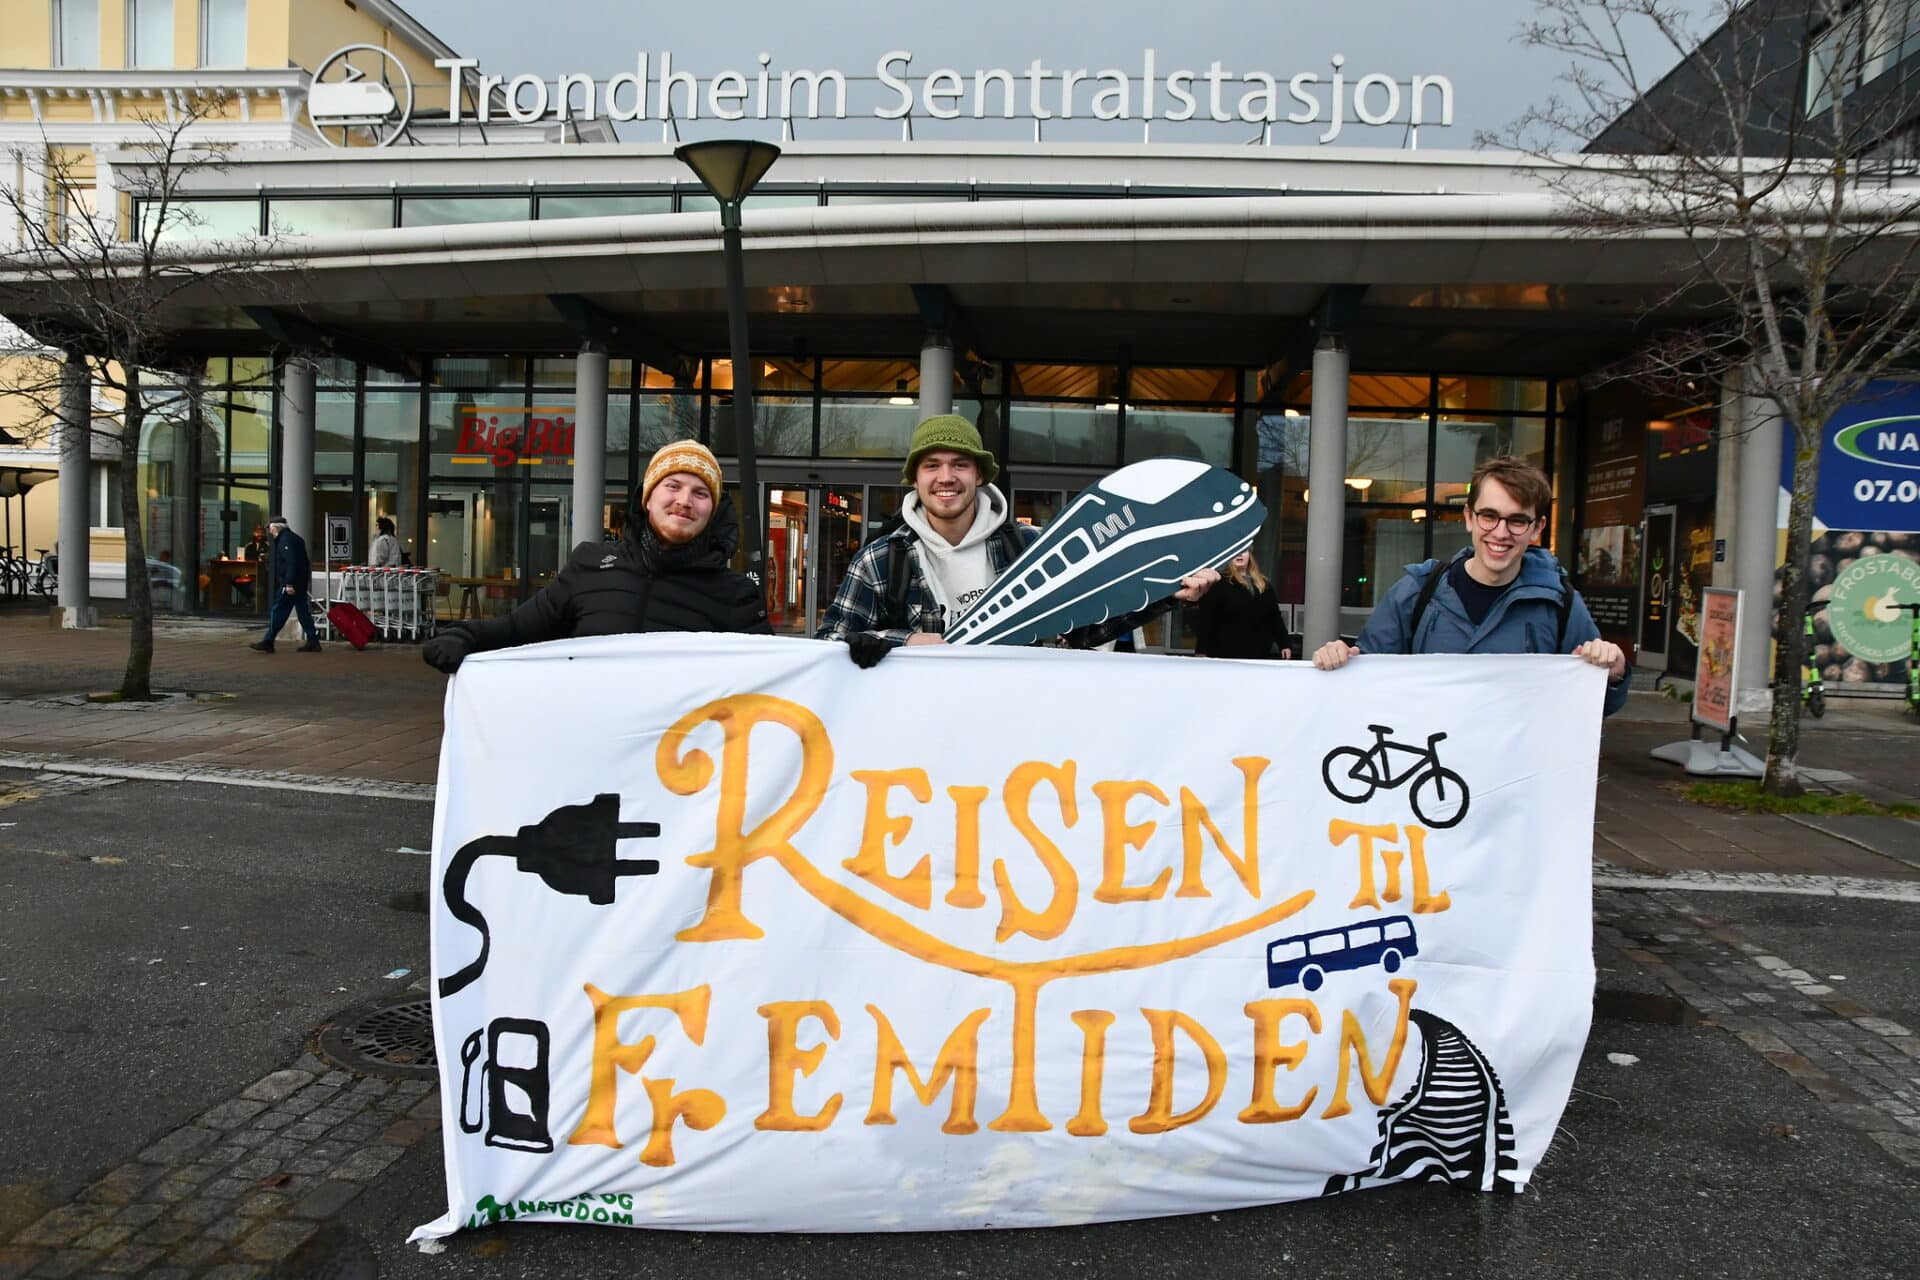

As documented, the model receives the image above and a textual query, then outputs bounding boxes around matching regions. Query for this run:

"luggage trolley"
[313,566,438,644]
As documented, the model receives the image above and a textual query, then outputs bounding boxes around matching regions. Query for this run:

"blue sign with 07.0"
[1784,380,1920,533]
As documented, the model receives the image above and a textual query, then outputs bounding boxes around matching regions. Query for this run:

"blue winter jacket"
[1355,546,1628,717]
[271,527,312,595]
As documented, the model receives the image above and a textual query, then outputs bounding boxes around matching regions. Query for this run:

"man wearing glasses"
[1312,455,1629,716]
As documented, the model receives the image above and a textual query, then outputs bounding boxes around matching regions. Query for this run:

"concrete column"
[1731,368,1783,717]
[278,357,315,545]
[918,335,954,419]
[1711,387,1741,590]
[1303,335,1350,651]
[572,345,609,547]
[55,353,96,627]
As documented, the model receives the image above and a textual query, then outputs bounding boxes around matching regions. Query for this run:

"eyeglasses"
[1470,508,1541,535]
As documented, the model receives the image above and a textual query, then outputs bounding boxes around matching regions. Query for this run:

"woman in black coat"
[1188,550,1290,660]
[422,442,769,673]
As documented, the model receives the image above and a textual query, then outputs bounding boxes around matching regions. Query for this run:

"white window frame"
[92,463,124,531]
[126,0,173,69]
[52,0,101,68]
[198,0,245,68]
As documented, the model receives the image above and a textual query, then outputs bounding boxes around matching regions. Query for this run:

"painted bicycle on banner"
[1321,724,1471,828]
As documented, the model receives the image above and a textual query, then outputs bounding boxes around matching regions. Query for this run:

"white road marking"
[1596,868,1920,903]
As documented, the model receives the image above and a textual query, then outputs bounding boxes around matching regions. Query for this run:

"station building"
[3,0,1913,698]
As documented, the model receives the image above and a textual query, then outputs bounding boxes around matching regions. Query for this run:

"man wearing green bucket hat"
[817,414,1217,666]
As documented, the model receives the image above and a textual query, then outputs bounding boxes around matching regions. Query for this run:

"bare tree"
[1489,0,1920,792]
[0,92,301,700]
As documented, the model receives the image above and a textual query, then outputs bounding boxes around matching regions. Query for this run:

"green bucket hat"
[902,414,998,484]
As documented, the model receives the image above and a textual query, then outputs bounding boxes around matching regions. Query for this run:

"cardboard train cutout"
[945,457,1266,647]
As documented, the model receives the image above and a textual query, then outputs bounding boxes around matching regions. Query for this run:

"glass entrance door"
[760,481,877,636]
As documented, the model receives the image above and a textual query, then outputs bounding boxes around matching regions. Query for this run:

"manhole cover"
[316,993,438,1079]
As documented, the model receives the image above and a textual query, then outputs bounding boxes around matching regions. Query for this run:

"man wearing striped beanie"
[422,440,767,673]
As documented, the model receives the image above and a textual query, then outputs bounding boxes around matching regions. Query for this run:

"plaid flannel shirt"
[815,519,1168,648]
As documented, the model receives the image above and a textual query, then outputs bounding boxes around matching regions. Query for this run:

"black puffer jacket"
[456,490,769,652]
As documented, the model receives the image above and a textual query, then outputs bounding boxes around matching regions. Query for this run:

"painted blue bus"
[1266,916,1419,992]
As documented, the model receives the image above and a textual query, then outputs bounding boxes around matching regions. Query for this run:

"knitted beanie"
[642,441,724,505]
[901,414,997,484]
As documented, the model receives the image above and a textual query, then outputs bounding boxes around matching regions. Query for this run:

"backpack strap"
[884,534,912,631]
[1404,560,1447,654]
[1554,565,1574,653]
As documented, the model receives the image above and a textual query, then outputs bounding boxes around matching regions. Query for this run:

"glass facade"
[128,356,1564,650]
[1254,374,1561,623]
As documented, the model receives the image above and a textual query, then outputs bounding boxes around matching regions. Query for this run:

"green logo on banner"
[1826,554,1920,662]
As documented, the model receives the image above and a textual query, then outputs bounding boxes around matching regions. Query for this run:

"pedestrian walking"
[248,515,321,653]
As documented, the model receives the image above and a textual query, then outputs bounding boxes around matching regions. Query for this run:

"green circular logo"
[1826,554,1920,662]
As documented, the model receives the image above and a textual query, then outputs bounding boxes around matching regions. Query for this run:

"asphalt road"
[2,770,1916,1279]
[0,769,432,1240]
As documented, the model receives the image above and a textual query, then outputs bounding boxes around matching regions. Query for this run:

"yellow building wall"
[101,0,127,68]
[0,4,53,65]
[246,0,294,69]
[289,1,454,115]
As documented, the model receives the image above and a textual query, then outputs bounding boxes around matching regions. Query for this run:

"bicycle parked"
[0,546,55,602]
[1321,724,1472,828]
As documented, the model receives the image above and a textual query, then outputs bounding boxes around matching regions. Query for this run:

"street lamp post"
[674,139,781,589]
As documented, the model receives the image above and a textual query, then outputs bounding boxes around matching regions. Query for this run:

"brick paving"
[0,1057,439,1279]
[1596,887,1920,1169]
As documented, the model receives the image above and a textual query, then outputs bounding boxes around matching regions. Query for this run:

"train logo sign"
[308,45,415,148]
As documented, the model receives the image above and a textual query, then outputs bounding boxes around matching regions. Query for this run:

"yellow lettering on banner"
[988,978,1051,1131]
[658,695,833,942]
[993,762,1080,942]
[1176,758,1269,899]
[845,768,934,909]
[568,984,717,1156]
[1066,1009,1116,1137]
[945,785,990,909]
[1404,824,1452,913]
[1091,780,1172,904]
[637,1078,725,1167]
[1322,977,1417,1119]
[1329,819,1404,911]
[865,1004,992,1135]
[756,1001,842,1132]
[1239,998,1323,1123]
[1129,1009,1227,1134]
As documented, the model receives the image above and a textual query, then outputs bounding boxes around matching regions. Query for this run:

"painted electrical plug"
[438,794,660,998]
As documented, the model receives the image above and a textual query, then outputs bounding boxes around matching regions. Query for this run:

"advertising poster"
[1577,401,1647,648]
[415,637,1604,1241]
[1781,381,1920,690]
[1692,588,1740,733]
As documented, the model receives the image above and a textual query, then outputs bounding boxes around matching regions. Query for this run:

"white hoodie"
[897,483,1012,620]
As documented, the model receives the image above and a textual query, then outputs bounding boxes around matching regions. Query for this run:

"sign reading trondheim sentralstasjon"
[423,50,1453,141]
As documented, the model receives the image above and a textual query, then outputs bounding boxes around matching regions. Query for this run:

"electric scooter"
[1802,609,1826,719]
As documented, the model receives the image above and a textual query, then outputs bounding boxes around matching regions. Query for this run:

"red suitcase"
[327,601,377,650]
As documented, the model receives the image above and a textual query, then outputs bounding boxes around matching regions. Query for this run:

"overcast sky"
[395,0,1699,149]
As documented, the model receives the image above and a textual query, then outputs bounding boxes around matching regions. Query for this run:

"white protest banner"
[413,637,1603,1240]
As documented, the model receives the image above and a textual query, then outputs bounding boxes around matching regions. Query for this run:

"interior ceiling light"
[888,379,914,406]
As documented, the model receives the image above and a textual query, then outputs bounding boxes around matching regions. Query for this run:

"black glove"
[423,626,475,675]
[845,633,893,670]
